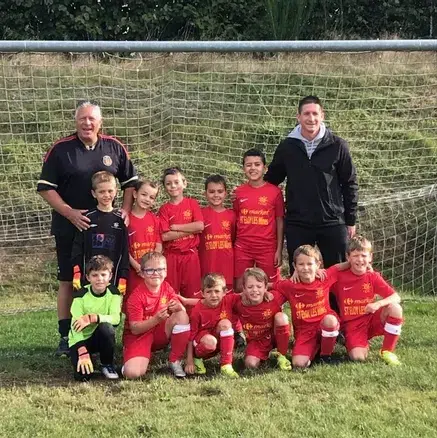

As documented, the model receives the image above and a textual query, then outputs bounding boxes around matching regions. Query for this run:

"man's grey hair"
[75,100,102,120]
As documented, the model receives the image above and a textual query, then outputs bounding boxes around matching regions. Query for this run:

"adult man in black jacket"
[264,96,358,273]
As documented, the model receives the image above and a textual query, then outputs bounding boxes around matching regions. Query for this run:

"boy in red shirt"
[234,268,291,371]
[233,149,284,291]
[275,245,342,368]
[122,252,191,378]
[332,236,403,366]
[199,174,245,347]
[159,167,204,298]
[127,179,162,300]
[184,273,239,378]
[199,175,236,290]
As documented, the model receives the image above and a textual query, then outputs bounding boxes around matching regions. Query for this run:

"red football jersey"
[159,197,203,252]
[124,281,178,335]
[189,294,235,341]
[233,182,284,251]
[332,270,395,323]
[128,211,161,263]
[275,266,338,331]
[199,207,235,285]
[230,292,285,341]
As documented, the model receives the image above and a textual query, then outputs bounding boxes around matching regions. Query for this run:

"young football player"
[158,167,204,299]
[122,252,190,378]
[185,273,239,378]
[71,171,129,295]
[332,235,403,365]
[69,255,122,381]
[233,149,284,291]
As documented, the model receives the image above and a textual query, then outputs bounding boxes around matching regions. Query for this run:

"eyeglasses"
[142,267,166,276]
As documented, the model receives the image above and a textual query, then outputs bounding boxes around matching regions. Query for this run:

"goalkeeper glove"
[118,278,127,295]
[72,265,81,290]
[77,346,94,375]
[73,314,99,332]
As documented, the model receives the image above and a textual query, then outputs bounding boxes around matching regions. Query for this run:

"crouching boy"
[333,236,404,365]
[69,255,122,381]
[122,252,190,378]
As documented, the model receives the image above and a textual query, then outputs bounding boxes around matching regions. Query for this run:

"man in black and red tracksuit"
[37,101,138,356]
[264,95,358,311]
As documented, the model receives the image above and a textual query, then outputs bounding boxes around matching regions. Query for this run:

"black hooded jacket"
[264,129,358,227]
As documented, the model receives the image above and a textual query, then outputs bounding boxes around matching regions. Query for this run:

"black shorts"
[54,226,76,282]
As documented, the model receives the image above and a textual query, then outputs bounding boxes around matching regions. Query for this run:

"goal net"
[0,49,436,312]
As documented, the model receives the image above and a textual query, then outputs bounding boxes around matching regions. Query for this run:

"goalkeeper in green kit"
[69,255,122,381]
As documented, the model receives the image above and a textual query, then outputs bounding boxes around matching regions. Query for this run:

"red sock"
[219,329,234,366]
[169,325,190,362]
[195,341,216,358]
[275,324,290,356]
[320,326,339,356]
[382,316,403,352]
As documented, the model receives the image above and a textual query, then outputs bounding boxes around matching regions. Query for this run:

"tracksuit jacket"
[264,126,358,228]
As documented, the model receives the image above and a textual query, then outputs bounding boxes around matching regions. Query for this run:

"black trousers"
[285,223,348,313]
[70,323,116,380]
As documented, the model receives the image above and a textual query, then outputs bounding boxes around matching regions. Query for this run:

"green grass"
[0,297,436,437]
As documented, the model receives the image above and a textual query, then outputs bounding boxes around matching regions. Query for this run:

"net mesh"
[0,50,436,313]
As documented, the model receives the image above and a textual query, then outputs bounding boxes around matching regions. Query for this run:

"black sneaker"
[234,332,246,349]
[101,364,119,380]
[55,337,70,357]
[318,355,340,365]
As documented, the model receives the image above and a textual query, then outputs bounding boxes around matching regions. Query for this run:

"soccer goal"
[0,40,436,312]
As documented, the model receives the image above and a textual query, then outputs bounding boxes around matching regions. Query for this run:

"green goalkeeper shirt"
[69,284,122,348]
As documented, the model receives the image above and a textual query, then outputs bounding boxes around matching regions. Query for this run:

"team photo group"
[37,96,403,382]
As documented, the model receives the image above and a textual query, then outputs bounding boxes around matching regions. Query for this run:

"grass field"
[0,51,437,437]
[0,296,436,438]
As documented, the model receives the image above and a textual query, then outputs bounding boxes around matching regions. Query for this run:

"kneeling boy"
[122,252,190,378]
[236,268,291,371]
[333,236,403,365]
[275,245,341,369]
[69,255,122,381]
[185,273,239,378]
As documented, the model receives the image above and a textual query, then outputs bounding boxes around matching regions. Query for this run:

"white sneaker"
[169,360,186,378]
[101,365,119,380]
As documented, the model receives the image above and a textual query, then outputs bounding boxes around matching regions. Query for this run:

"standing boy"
[69,255,122,381]
[159,167,204,298]
[332,236,403,365]
[71,171,129,295]
[199,174,244,346]
[122,252,191,378]
[127,179,162,299]
[199,175,236,291]
[233,149,284,290]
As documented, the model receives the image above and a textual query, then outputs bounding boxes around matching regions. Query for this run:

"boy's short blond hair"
[91,170,116,190]
[242,267,268,287]
[202,273,226,291]
[140,251,166,269]
[85,255,113,275]
[134,179,159,192]
[293,245,323,265]
[347,235,373,254]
